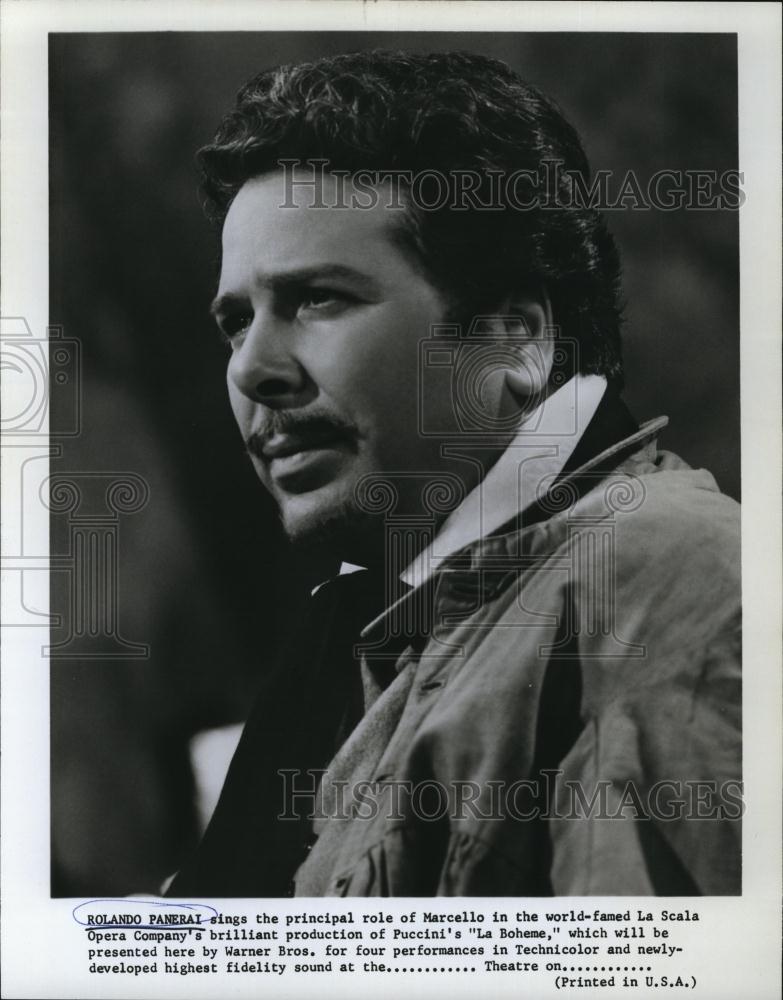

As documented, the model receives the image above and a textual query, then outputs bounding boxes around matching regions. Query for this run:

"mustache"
[245,409,358,459]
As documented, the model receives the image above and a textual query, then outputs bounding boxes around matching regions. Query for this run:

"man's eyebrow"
[209,292,245,319]
[209,264,382,318]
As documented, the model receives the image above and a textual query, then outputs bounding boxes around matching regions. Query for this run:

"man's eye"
[298,289,353,314]
[219,313,252,342]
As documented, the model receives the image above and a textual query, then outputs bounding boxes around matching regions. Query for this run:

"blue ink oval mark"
[72,898,219,930]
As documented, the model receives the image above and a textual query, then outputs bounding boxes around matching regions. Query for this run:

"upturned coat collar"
[358,398,669,649]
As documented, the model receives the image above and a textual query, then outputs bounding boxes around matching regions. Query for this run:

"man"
[168,50,741,897]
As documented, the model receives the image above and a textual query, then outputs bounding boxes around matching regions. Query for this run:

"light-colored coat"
[294,425,741,896]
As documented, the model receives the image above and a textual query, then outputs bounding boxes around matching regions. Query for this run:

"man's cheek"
[227,383,255,434]
[329,317,420,385]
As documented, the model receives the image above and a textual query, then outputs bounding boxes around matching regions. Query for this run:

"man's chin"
[277,489,378,555]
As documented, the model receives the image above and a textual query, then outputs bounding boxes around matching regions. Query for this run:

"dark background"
[49,32,739,895]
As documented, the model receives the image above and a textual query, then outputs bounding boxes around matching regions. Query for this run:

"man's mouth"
[249,425,357,492]
[260,429,349,461]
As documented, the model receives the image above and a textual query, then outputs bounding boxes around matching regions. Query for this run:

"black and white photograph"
[1,2,780,998]
[49,25,745,900]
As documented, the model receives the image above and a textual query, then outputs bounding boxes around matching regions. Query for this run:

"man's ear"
[496,286,555,413]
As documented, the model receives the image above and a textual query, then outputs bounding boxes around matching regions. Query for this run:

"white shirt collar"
[334,373,606,591]
[400,373,606,588]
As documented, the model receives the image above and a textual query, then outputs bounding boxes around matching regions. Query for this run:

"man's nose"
[227,313,310,407]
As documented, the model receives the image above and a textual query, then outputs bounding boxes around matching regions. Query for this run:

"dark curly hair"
[199,49,624,384]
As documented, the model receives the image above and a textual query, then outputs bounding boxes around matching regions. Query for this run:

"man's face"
[214,171,468,558]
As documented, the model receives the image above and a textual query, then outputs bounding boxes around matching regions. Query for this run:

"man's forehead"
[221,170,408,270]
